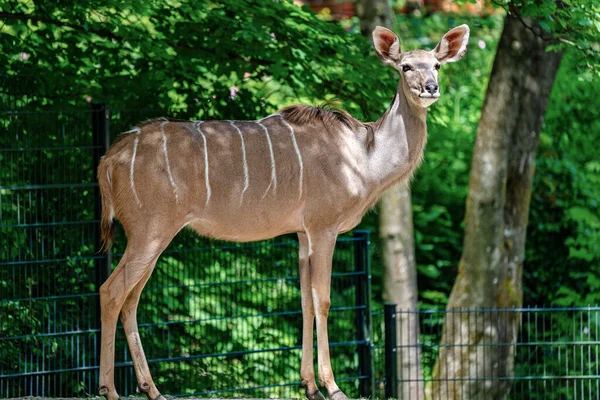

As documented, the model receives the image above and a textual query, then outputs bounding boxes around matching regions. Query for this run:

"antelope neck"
[369,80,428,187]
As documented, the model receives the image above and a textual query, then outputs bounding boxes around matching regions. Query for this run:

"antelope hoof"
[328,389,348,400]
[98,385,119,400]
[306,389,326,400]
[138,382,151,393]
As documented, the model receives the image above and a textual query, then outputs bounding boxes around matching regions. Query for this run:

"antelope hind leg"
[99,231,176,400]
[98,248,145,400]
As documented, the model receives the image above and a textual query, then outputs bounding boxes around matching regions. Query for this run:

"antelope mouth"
[419,92,440,99]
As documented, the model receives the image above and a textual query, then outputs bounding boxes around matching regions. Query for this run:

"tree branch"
[507,4,554,42]
[499,2,599,59]
[509,6,599,58]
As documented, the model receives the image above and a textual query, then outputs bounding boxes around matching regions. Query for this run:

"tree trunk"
[432,14,563,399]
[379,183,424,399]
[356,0,394,38]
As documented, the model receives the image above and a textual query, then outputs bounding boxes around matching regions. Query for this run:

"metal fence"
[379,306,600,400]
[1,235,372,399]
[0,101,373,399]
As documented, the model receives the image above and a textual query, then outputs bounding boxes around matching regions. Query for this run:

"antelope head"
[373,24,470,108]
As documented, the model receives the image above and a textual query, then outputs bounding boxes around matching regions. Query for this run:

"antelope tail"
[97,157,115,252]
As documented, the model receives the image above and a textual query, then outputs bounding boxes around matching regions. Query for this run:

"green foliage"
[0,0,393,119]
[524,49,600,306]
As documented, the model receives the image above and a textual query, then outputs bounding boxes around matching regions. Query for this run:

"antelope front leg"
[307,229,348,400]
[298,233,325,400]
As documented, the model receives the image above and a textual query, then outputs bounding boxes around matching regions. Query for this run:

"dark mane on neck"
[279,102,362,131]
[279,102,375,150]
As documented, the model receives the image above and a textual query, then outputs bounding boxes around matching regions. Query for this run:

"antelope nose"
[425,83,439,95]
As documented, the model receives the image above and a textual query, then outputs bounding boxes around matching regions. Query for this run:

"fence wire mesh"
[388,307,600,400]
[1,220,371,399]
[1,236,371,399]
[0,104,373,398]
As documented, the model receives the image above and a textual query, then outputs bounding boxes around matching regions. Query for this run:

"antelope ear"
[373,26,401,65]
[433,24,470,64]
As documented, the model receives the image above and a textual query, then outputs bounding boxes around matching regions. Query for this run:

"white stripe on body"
[255,121,277,199]
[124,127,141,134]
[229,121,250,206]
[194,122,212,206]
[277,114,304,200]
[160,121,179,202]
[257,114,275,123]
[129,127,142,207]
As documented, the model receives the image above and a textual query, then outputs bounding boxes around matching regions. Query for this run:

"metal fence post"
[354,230,374,398]
[385,303,398,399]
[92,103,111,365]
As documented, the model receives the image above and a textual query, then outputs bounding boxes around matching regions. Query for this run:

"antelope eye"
[402,65,412,72]
[435,63,441,70]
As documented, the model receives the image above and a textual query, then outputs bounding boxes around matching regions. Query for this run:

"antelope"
[97,25,469,400]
